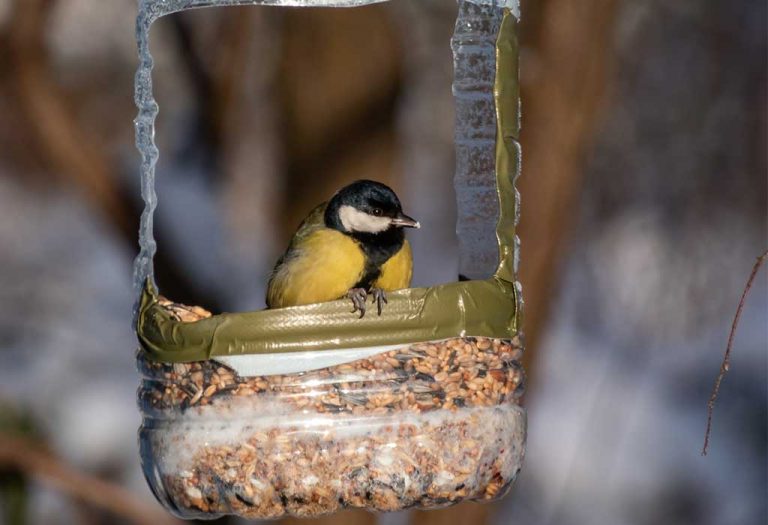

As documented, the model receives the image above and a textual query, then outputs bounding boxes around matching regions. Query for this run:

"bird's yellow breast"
[374,240,413,291]
[267,228,366,308]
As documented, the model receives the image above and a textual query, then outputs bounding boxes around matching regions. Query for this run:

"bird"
[266,180,419,317]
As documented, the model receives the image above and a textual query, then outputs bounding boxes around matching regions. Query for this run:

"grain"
[137,299,526,519]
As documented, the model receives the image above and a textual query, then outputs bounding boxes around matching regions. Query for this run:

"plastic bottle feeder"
[134,0,525,519]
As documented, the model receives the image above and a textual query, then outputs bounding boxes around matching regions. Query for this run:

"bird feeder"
[135,0,525,519]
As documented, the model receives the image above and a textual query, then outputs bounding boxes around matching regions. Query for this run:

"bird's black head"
[325,180,420,235]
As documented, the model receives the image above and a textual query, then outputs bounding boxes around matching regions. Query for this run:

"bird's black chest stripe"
[350,228,404,290]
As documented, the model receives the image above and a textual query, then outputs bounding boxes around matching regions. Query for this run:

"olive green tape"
[493,8,521,284]
[137,278,517,362]
[136,7,522,363]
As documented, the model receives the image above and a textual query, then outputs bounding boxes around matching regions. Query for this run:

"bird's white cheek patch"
[339,205,391,233]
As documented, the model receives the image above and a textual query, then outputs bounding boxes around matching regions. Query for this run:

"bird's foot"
[346,288,368,318]
[370,288,388,316]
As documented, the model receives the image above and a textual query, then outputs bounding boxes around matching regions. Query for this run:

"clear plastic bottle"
[134,0,525,519]
[138,335,525,519]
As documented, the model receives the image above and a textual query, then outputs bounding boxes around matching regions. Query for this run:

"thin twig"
[702,249,768,456]
[0,435,179,525]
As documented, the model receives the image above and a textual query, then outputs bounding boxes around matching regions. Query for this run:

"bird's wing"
[269,202,327,271]
[374,239,413,291]
[267,228,365,308]
[286,202,328,250]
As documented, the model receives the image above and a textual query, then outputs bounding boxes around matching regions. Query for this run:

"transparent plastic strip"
[451,1,504,279]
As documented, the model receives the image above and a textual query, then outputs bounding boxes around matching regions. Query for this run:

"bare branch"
[702,249,768,456]
[0,435,179,525]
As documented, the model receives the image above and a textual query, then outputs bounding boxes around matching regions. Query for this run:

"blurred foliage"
[0,402,41,525]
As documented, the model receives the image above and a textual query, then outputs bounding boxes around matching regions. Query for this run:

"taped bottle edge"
[137,276,520,363]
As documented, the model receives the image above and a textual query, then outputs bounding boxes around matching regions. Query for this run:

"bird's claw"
[370,288,388,316]
[346,288,368,318]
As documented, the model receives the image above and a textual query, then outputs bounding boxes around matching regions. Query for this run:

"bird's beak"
[392,212,420,229]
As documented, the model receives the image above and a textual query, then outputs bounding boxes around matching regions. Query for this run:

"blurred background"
[0,0,765,524]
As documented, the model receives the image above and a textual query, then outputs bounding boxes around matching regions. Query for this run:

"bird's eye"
[372,208,383,216]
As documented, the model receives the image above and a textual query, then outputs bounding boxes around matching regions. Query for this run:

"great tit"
[266,180,420,317]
